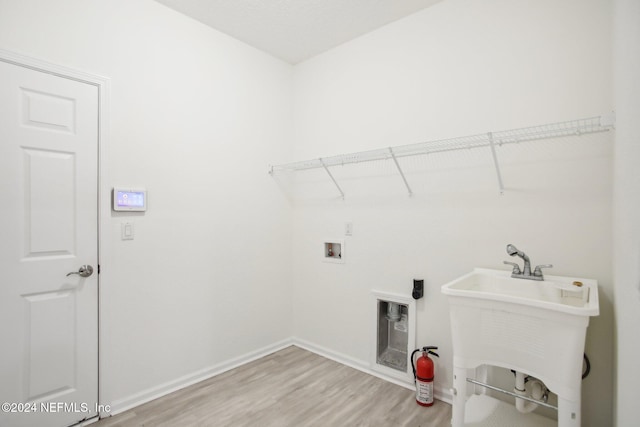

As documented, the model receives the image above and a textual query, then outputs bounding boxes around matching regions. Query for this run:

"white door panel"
[0,60,99,427]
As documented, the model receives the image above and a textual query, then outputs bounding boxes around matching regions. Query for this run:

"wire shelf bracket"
[389,147,413,196]
[487,132,505,195]
[320,157,345,199]
[269,114,615,198]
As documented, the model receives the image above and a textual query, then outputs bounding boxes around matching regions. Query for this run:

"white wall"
[291,0,613,425]
[613,0,640,425]
[0,0,293,410]
[0,0,626,425]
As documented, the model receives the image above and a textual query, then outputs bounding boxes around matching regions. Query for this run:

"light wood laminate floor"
[94,346,452,427]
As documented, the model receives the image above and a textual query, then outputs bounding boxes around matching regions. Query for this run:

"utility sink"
[441,268,599,316]
[441,268,599,410]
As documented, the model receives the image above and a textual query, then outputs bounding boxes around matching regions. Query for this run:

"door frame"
[0,49,111,421]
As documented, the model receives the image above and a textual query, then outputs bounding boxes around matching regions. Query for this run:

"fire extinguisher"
[411,346,439,407]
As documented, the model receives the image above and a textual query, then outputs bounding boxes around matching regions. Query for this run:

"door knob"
[66,265,94,278]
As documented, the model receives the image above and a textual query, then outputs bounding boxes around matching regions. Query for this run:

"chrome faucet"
[504,244,552,281]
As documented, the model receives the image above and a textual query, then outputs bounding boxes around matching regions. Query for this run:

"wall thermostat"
[112,188,147,211]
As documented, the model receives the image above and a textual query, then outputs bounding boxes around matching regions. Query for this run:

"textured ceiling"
[154,0,443,64]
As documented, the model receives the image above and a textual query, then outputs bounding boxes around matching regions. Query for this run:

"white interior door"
[0,59,99,427]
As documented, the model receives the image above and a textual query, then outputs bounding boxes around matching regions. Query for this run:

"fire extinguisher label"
[416,380,434,405]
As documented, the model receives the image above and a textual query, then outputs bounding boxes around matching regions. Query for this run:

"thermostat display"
[113,188,147,211]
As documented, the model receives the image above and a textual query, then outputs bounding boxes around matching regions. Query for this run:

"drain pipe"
[514,371,542,413]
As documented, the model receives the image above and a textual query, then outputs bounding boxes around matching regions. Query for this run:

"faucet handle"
[533,264,553,277]
[503,261,521,274]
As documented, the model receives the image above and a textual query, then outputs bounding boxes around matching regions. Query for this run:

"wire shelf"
[269,114,615,197]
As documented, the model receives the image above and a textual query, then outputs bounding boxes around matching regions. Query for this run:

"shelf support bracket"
[389,147,413,196]
[488,132,505,195]
[319,158,345,199]
[466,378,558,411]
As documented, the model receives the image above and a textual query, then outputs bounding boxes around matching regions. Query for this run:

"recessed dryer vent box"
[323,239,344,264]
[371,290,416,383]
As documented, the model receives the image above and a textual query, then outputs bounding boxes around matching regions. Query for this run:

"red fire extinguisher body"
[412,346,439,407]
[415,354,434,406]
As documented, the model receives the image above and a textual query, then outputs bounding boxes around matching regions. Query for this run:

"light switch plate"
[121,222,134,240]
[345,222,353,236]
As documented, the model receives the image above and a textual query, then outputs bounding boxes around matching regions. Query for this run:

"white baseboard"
[103,336,451,419]
[78,416,99,426]
[292,337,412,390]
[105,338,293,417]
[436,386,453,405]
[291,337,452,404]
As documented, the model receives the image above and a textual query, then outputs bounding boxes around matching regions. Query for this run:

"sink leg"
[558,396,580,427]
[451,365,466,427]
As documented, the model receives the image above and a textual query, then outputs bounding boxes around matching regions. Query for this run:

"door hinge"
[98,265,101,274]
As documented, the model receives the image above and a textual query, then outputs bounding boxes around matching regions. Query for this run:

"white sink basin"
[441,268,599,402]
[441,268,599,316]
